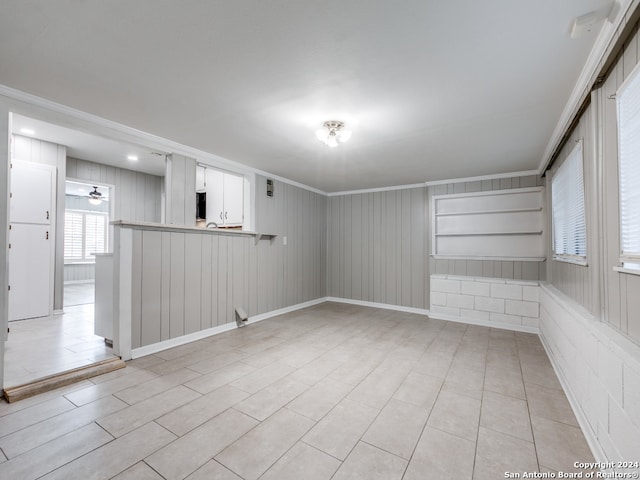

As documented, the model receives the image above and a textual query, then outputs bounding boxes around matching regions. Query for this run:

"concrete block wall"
[430,274,540,331]
[539,285,640,467]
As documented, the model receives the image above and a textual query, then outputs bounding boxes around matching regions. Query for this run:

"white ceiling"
[12,114,168,176]
[0,0,612,192]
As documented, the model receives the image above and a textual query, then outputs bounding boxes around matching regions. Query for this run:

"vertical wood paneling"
[201,234,213,329]
[210,235,219,326]
[327,187,428,309]
[160,232,171,341]
[130,173,327,349]
[184,234,202,334]
[141,230,162,346]
[169,232,185,338]
[217,236,228,325]
[131,230,143,349]
[67,157,162,223]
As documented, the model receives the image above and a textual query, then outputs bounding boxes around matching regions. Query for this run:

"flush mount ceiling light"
[315,121,352,148]
[88,186,103,205]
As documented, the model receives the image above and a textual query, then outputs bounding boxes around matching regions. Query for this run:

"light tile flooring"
[0,302,595,479]
[4,282,114,387]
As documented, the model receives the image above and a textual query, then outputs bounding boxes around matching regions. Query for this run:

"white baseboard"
[427,311,539,334]
[246,297,327,324]
[130,297,327,359]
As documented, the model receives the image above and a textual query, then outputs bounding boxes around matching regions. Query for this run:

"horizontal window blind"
[617,68,640,263]
[84,213,106,258]
[64,210,108,262]
[551,142,586,260]
[64,211,84,260]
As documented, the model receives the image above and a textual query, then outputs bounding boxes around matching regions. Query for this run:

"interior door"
[8,161,56,321]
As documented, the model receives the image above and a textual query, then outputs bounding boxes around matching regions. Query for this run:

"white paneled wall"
[326,187,427,309]
[64,264,95,283]
[67,157,162,224]
[430,274,540,332]
[539,285,640,466]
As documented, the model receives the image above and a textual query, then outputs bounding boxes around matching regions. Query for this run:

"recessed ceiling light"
[127,155,138,161]
[20,128,35,135]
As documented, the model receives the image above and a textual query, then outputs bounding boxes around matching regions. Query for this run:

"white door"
[8,161,56,321]
[223,173,244,225]
[205,168,225,225]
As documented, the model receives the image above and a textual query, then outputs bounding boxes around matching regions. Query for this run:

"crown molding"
[538,0,635,174]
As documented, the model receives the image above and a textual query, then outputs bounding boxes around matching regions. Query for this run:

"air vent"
[266,178,274,197]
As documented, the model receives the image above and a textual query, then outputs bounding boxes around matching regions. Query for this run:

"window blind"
[551,142,586,260]
[64,210,108,262]
[84,213,107,258]
[617,68,640,263]
[64,211,84,260]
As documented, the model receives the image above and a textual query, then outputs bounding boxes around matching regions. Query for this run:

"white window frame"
[616,62,640,272]
[551,140,587,265]
[64,209,109,263]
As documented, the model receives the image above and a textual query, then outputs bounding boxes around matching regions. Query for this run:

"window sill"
[552,255,588,266]
[613,265,640,276]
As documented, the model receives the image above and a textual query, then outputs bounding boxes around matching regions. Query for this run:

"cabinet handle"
[46,231,49,240]
[46,210,49,220]
[225,211,228,220]
[220,211,223,220]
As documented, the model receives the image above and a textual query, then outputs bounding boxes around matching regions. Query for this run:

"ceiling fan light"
[88,186,103,205]
[316,120,352,147]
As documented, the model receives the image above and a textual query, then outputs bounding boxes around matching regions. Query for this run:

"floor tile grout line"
[518,335,543,474]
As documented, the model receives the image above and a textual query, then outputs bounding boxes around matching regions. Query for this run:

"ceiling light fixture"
[315,121,352,148]
[127,154,138,161]
[88,186,103,205]
[20,128,35,135]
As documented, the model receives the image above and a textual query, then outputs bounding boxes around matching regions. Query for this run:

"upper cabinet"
[205,169,244,227]
[196,165,206,192]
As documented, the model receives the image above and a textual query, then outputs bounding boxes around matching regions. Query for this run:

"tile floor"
[4,282,114,387]
[0,302,595,479]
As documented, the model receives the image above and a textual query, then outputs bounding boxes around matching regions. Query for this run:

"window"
[617,67,640,267]
[64,210,108,262]
[551,141,586,263]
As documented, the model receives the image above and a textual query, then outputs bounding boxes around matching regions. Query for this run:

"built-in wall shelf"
[431,254,546,262]
[432,187,546,261]
[435,207,543,217]
[435,230,543,237]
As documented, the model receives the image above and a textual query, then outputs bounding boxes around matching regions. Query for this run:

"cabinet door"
[205,169,224,224]
[10,161,53,225]
[223,173,244,225]
[9,224,52,320]
[196,165,206,192]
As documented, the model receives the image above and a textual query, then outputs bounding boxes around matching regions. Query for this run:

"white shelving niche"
[431,186,546,261]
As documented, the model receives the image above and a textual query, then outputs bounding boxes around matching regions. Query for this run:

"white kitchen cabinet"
[205,169,244,226]
[195,165,206,192]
